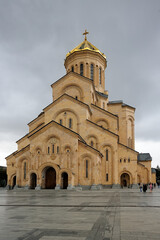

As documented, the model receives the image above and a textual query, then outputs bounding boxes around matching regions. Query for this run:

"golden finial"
[83,29,89,41]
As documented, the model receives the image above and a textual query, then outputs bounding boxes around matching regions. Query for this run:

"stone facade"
[6,35,156,189]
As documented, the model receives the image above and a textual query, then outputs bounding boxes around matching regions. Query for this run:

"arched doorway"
[30,173,37,189]
[12,176,16,189]
[61,172,68,189]
[121,173,130,187]
[45,167,56,189]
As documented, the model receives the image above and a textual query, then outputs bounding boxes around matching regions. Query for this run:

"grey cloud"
[0,0,160,166]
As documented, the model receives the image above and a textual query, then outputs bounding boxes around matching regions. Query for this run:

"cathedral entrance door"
[121,173,130,187]
[45,167,56,189]
[61,172,68,189]
[12,176,16,189]
[30,173,37,189]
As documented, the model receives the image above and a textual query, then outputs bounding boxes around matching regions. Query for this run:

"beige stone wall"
[118,144,138,185]
[108,104,135,149]
[151,173,156,184]
[137,163,148,184]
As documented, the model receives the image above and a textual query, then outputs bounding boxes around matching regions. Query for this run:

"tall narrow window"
[59,119,62,125]
[71,66,74,72]
[69,118,72,128]
[90,64,94,80]
[86,160,88,178]
[52,144,54,153]
[106,173,108,181]
[99,67,102,85]
[90,141,94,147]
[75,96,78,100]
[106,149,108,161]
[80,64,83,76]
[24,162,26,180]
[57,146,59,153]
[48,146,50,154]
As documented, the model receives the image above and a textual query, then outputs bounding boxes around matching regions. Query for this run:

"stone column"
[16,167,21,187]
[102,69,105,90]
[94,65,98,88]
[75,64,78,73]
[86,62,89,78]
[112,150,120,188]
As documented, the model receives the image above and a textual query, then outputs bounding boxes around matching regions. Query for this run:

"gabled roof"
[28,120,86,144]
[51,71,93,87]
[86,119,118,138]
[96,91,108,98]
[119,142,139,153]
[91,104,118,119]
[43,93,92,115]
[151,168,156,173]
[78,140,103,157]
[138,153,152,161]
[108,100,135,110]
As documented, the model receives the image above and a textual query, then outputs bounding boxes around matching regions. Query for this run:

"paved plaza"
[0,188,160,240]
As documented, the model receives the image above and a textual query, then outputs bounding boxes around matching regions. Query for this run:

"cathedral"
[6,31,156,190]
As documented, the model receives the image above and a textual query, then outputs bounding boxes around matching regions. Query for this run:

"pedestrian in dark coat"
[143,184,147,192]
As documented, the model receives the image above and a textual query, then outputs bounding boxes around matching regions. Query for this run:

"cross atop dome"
[83,29,89,41]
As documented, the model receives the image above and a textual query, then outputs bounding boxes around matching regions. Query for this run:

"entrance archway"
[30,173,37,189]
[45,167,56,189]
[121,173,130,187]
[12,176,16,189]
[61,172,68,189]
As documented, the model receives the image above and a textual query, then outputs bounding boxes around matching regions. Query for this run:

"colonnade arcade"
[11,163,72,190]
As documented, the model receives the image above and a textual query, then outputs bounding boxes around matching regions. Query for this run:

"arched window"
[75,96,78,100]
[24,162,26,180]
[120,159,122,163]
[80,64,83,76]
[71,66,74,72]
[90,141,94,147]
[106,149,108,161]
[128,158,130,163]
[57,146,59,153]
[52,144,54,153]
[69,118,72,128]
[86,160,88,178]
[124,158,126,163]
[59,119,62,125]
[48,146,50,154]
[99,67,102,85]
[106,173,108,181]
[90,64,94,80]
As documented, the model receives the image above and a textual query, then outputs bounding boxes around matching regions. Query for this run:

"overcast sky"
[0,0,160,168]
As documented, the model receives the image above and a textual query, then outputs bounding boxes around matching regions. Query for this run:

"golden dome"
[66,31,106,59]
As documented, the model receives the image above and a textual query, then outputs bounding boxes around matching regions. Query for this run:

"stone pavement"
[0,188,160,240]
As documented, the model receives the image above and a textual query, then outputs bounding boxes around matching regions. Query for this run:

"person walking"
[143,184,147,193]
[140,183,143,192]
[149,183,153,192]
